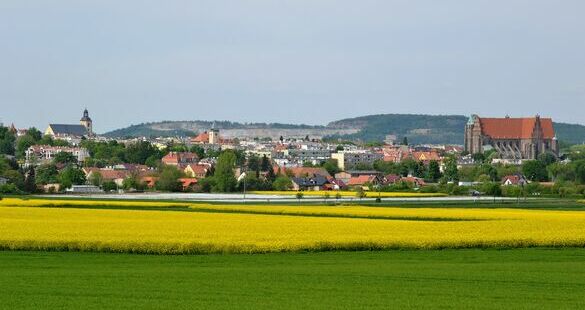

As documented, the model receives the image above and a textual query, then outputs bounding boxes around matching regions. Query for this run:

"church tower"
[80,108,93,136]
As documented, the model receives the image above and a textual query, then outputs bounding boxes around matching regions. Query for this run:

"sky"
[1,0,584,133]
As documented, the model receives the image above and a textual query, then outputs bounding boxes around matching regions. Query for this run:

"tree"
[427,160,442,182]
[0,126,16,155]
[35,164,59,185]
[102,181,118,192]
[156,166,183,192]
[296,192,304,202]
[260,155,271,172]
[355,187,366,200]
[145,155,160,168]
[23,166,37,193]
[26,127,42,141]
[482,182,502,196]
[53,152,78,165]
[89,172,103,187]
[247,154,260,172]
[471,153,486,163]
[443,157,459,182]
[538,152,558,167]
[272,176,292,191]
[522,160,548,182]
[322,159,340,176]
[574,160,585,184]
[212,151,238,192]
[58,166,86,189]
[126,141,160,164]
[265,167,277,184]
[190,145,205,159]
[15,135,36,158]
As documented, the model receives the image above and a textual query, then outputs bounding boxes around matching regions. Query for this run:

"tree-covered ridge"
[103,120,326,138]
[326,114,468,144]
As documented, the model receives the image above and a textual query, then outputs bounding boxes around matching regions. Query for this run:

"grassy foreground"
[1,249,584,309]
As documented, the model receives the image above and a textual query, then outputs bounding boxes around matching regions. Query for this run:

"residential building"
[161,152,199,166]
[282,167,331,178]
[183,163,210,178]
[346,175,383,189]
[331,151,383,170]
[502,174,529,186]
[25,145,90,165]
[291,175,330,191]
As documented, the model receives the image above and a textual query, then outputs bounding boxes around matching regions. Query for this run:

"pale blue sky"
[1,0,584,133]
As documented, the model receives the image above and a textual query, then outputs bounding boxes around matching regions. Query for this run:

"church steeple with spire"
[80,108,93,136]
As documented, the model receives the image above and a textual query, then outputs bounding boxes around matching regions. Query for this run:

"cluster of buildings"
[7,109,564,192]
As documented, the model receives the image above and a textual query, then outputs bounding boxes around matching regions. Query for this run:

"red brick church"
[464,115,558,160]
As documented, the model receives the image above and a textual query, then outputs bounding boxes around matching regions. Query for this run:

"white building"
[331,151,383,171]
[25,145,90,165]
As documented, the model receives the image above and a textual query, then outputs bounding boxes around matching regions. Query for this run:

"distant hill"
[103,121,357,140]
[103,115,585,145]
[327,114,585,145]
[326,114,468,144]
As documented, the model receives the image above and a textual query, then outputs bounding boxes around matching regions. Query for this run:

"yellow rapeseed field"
[0,198,189,209]
[2,198,585,254]
[251,190,447,198]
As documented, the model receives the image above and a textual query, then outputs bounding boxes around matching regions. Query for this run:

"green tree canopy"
[213,151,237,192]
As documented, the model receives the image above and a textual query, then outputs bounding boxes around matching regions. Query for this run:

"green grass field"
[2,249,585,309]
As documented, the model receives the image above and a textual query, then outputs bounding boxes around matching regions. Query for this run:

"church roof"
[191,131,209,143]
[478,117,555,140]
[48,124,88,136]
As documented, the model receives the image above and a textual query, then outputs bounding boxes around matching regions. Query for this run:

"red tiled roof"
[401,176,425,186]
[347,175,377,186]
[285,167,331,178]
[191,132,210,143]
[479,117,555,139]
[162,152,199,165]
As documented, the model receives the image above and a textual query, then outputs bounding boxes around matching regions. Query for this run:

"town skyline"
[3,109,585,135]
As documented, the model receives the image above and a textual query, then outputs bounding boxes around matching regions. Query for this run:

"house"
[347,175,383,189]
[84,168,130,187]
[401,176,426,187]
[335,170,382,184]
[291,175,330,191]
[411,151,441,164]
[141,177,159,189]
[162,152,199,166]
[183,163,210,178]
[284,167,331,178]
[384,174,402,185]
[0,177,9,185]
[324,178,347,191]
[178,178,198,191]
[502,175,529,186]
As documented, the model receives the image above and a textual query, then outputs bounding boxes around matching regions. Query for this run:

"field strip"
[1,198,505,221]
[2,205,585,254]
[186,204,496,222]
